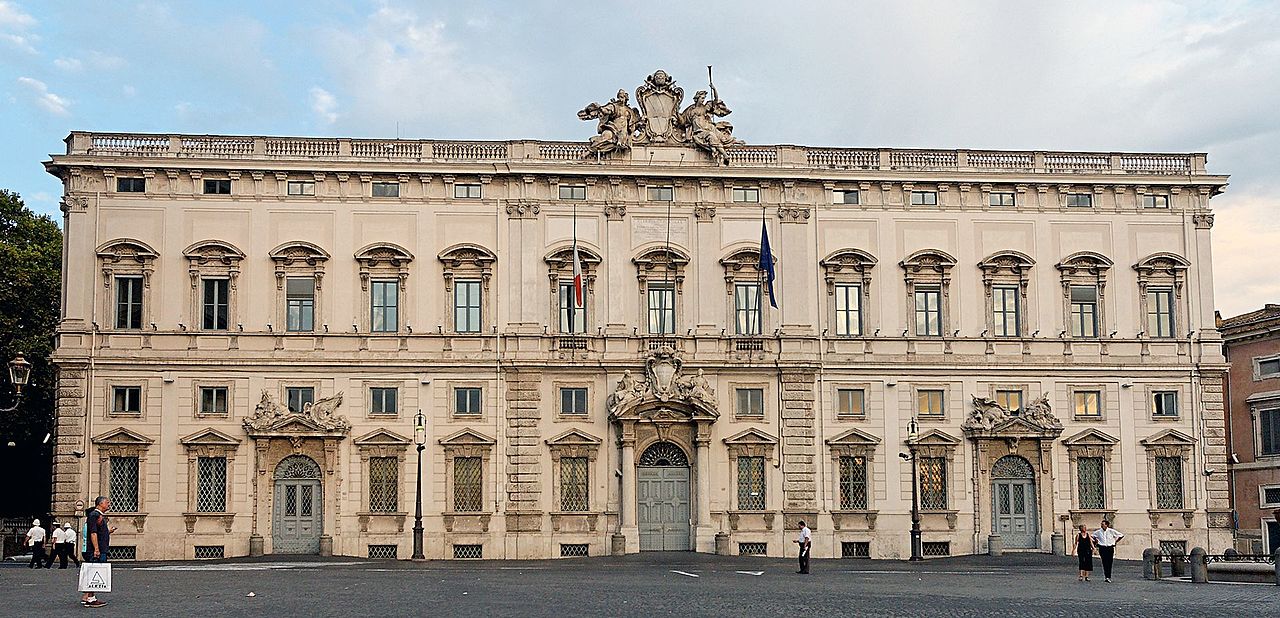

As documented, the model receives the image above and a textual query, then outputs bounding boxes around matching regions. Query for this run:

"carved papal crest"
[636,70,684,144]
[608,347,718,416]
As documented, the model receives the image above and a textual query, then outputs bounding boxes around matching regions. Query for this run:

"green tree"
[0,189,61,517]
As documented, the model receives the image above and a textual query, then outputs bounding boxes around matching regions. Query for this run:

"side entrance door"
[638,466,691,551]
[993,478,1037,548]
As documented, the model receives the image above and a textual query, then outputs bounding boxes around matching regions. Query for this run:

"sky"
[1,0,1277,317]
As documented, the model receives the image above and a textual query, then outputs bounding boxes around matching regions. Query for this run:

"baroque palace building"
[44,70,1232,561]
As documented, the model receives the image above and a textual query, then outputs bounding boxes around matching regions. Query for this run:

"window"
[992,286,1020,337]
[990,192,1015,207]
[1154,456,1183,509]
[370,280,398,332]
[914,287,942,336]
[454,183,482,199]
[1076,456,1105,509]
[737,456,766,510]
[647,186,674,201]
[1146,289,1174,338]
[1142,195,1169,209]
[560,387,588,416]
[368,456,399,513]
[732,187,759,203]
[836,388,865,417]
[1066,193,1093,208]
[115,276,143,329]
[453,457,483,512]
[558,185,586,200]
[559,457,589,512]
[1264,409,1280,458]
[286,387,314,413]
[203,179,231,195]
[196,456,227,512]
[647,283,675,334]
[1074,390,1101,418]
[996,390,1023,413]
[910,191,937,206]
[371,182,400,198]
[109,456,140,512]
[287,180,315,196]
[454,280,482,333]
[285,277,315,332]
[835,189,860,205]
[1152,391,1178,418]
[202,278,229,330]
[736,388,764,417]
[1260,358,1280,379]
[370,387,398,416]
[199,386,228,416]
[839,455,868,510]
[116,177,145,193]
[558,282,586,334]
[834,283,862,336]
[112,386,142,414]
[734,283,761,335]
[1263,485,1280,506]
[454,387,482,417]
[919,457,947,510]
[917,389,944,417]
[1069,285,1098,337]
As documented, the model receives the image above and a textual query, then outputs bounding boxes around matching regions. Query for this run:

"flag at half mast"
[759,220,777,308]
[572,238,584,308]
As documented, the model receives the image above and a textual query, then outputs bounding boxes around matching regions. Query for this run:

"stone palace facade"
[44,71,1232,561]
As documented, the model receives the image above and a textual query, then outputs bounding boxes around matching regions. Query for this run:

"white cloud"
[0,31,35,53]
[309,87,338,124]
[0,1,35,29]
[53,57,82,71]
[16,76,69,115]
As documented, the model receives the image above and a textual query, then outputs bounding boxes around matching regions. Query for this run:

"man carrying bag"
[79,496,115,608]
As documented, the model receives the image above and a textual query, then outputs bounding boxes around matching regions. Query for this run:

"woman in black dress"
[1072,524,1097,581]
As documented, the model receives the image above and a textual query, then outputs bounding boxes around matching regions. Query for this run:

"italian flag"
[572,242,584,308]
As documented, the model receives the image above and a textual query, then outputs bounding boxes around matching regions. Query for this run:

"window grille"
[194,545,224,560]
[275,454,322,479]
[560,543,589,557]
[737,456,766,510]
[108,546,137,561]
[1265,486,1280,506]
[738,542,768,556]
[110,456,140,512]
[368,457,399,513]
[919,457,948,511]
[841,541,871,558]
[1076,457,1106,510]
[454,457,483,512]
[1154,456,1184,509]
[1159,540,1186,556]
[921,542,950,557]
[639,442,688,467]
[453,544,483,559]
[991,455,1033,479]
[368,545,398,560]
[196,456,227,512]
[560,457,589,512]
[839,456,868,510]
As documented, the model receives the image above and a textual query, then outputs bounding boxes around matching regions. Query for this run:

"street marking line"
[670,570,700,578]
[736,570,764,576]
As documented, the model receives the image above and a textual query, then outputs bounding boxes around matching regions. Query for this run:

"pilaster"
[781,370,817,514]
[504,369,543,534]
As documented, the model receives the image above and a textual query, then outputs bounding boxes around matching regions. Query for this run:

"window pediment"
[1139,429,1195,448]
[1133,252,1190,276]
[723,428,779,446]
[545,245,602,270]
[269,241,330,265]
[353,428,412,446]
[183,240,245,266]
[1063,428,1119,447]
[92,426,156,446]
[634,246,690,283]
[978,250,1035,280]
[907,429,961,446]
[179,428,241,448]
[355,242,415,268]
[720,246,765,276]
[97,238,159,264]
[900,249,957,275]
[545,428,603,448]
[438,243,497,269]
[438,428,497,447]
[826,427,883,447]
[1056,251,1113,276]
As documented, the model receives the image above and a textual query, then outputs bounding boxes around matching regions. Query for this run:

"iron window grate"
[839,456,868,510]
[737,456,766,510]
[368,456,399,513]
[196,456,227,512]
[560,544,589,558]
[453,544,483,559]
[109,456,140,512]
[1159,540,1187,556]
[1076,457,1105,510]
[560,457,589,512]
[1155,456,1184,509]
[919,457,948,511]
[108,546,137,561]
[454,456,483,512]
[841,541,871,559]
[368,545,398,560]
[738,542,768,556]
[922,542,950,557]
[193,545,224,560]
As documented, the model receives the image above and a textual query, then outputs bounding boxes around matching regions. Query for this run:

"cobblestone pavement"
[3,552,1276,617]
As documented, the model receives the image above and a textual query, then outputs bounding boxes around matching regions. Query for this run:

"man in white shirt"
[795,520,812,574]
[60,522,81,568]
[25,519,47,569]
[45,523,65,568]
[1091,519,1125,582]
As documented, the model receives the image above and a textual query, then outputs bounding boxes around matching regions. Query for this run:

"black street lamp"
[899,417,923,561]
[412,409,426,560]
[1,354,31,415]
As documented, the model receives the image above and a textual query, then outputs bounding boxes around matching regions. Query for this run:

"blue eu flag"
[759,221,778,308]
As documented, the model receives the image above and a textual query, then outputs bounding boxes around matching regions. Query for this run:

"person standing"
[45,522,64,568]
[794,520,812,574]
[1072,525,1097,581]
[59,522,81,568]
[25,519,47,569]
[1091,519,1125,582]
[81,497,115,608]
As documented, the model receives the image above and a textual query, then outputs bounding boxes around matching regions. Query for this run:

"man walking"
[81,497,115,608]
[61,522,82,568]
[45,522,64,568]
[25,519,47,569]
[1091,519,1125,582]
[795,520,812,574]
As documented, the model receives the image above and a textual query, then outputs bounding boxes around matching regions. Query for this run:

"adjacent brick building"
[1220,304,1280,552]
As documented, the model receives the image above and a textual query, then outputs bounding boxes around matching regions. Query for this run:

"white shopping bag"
[78,562,112,593]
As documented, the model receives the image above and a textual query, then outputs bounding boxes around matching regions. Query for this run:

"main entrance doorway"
[637,442,691,551]
[991,455,1038,549]
[273,455,323,554]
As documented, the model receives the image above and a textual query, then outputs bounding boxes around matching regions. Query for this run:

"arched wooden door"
[637,442,691,551]
[991,455,1038,549]
[273,455,323,554]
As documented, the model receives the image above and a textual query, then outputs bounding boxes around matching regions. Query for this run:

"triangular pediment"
[545,428,603,447]
[909,429,961,446]
[1139,429,1196,447]
[990,416,1055,435]
[179,428,241,447]
[438,428,496,446]
[723,428,779,446]
[1063,428,1119,446]
[271,417,325,433]
[353,428,412,446]
[826,427,882,446]
[91,427,154,446]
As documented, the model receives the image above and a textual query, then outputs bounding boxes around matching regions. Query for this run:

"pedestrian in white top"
[1091,519,1125,582]
[54,522,80,568]
[25,519,47,569]
[795,520,812,574]
[45,523,65,568]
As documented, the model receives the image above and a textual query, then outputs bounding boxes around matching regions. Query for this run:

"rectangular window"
[454,183,482,199]
[996,390,1023,413]
[285,277,315,332]
[839,455,869,510]
[647,186,674,202]
[646,283,675,335]
[1260,358,1280,378]
[558,185,586,200]
[202,278,229,330]
[734,283,761,335]
[917,389,944,417]
[453,456,483,512]
[736,388,764,417]
[370,280,399,333]
[914,287,942,336]
[1262,409,1280,457]
[737,456,766,510]
[371,182,400,198]
[112,385,142,414]
[919,457,947,510]
[560,456,589,512]
[286,387,314,413]
[196,456,227,512]
[560,387,588,416]
[1142,195,1169,209]
[732,187,759,203]
[1066,193,1094,208]
[1264,486,1280,506]
[286,180,315,196]
[1152,391,1179,418]
[989,192,1015,207]
[454,387,482,416]
[454,280,482,333]
[1069,285,1098,338]
[834,283,862,336]
[116,177,145,193]
[368,456,399,513]
[109,456,139,512]
[1074,390,1101,418]
[1154,456,1183,509]
[199,386,228,416]
[836,388,865,417]
[115,276,144,329]
[369,387,398,416]
[910,191,937,206]
[1146,289,1174,338]
[992,286,1020,337]
[1076,456,1105,510]
[203,179,231,195]
[558,282,586,334]
[835,189,860,205]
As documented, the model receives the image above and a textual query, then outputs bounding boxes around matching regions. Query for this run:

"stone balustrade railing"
[62,132,1209,176]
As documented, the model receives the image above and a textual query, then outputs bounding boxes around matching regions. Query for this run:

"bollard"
[1142,548,1158,580]
[988,534,1003,556]
[1169,548,1186,577]
[611,533,626,556]
[1050,532,1064,556]
[714,532,730,556]
[1273,547,1280,586]
[1223,547,1239,560]
[1189,547,1208,583]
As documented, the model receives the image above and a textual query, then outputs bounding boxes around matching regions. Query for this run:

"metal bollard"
[1189,547,1208,584]
[1142,548,1158,580]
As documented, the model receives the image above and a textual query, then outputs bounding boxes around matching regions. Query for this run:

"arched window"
[438,244,496,335]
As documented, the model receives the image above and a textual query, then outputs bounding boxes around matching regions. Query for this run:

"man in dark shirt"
[81,496,115,608]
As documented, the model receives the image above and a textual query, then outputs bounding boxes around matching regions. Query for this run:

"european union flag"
[759,220,778,308]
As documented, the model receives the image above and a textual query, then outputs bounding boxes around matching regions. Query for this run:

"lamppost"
[1,354,31,415]
[899,417,923,561]
[411,409,426,560]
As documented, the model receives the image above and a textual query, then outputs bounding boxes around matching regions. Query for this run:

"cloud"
[0,31,34,53]
[309,87,338,124]
[53,57,82,71]
[0,1,35,29]
[1211,189,1280,318]
[86,50,125,70]
[16,76,69,115]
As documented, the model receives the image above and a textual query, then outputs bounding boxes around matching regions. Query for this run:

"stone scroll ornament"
[243,389,351,433]
[607,347,718,414]
[963,394,1062,432]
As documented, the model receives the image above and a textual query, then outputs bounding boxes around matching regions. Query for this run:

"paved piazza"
[3,553,1274,617]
